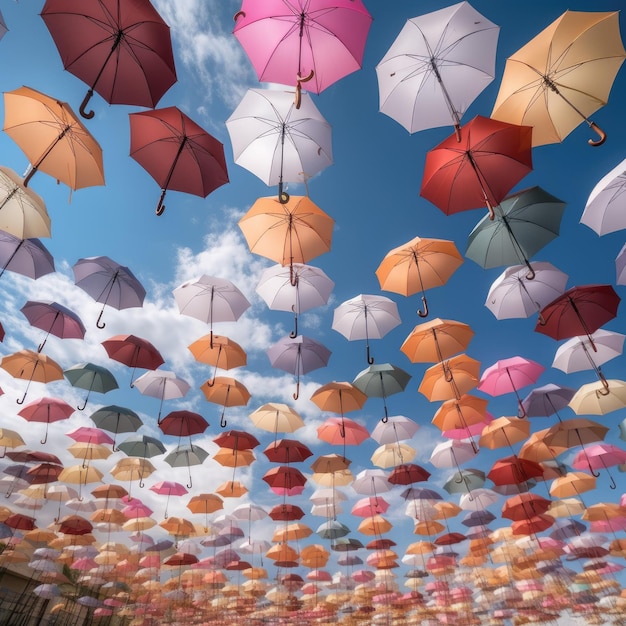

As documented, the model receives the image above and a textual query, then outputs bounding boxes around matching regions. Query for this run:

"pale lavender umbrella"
[133,369,191,423]
[0,230,54,280]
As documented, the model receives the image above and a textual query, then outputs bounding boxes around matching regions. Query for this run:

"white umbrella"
[133,369,191,422]
[429,439,477,469]
[458,488,500,511]
[376,1,499,136]
[370,415,419,445]
[616,242,626,285]
[580,157,626,235]
[226,87,332,202]
[351,468,392,496]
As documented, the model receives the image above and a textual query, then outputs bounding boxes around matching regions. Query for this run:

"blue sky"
[0,0,625,620]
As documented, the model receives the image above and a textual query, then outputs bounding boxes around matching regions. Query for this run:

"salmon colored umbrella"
[375,237,463,318]
[487,455,544,486]
[317,417,369,447]
[201,376,251,428]
[491,10,625,147]
[150,480,188,519]
[238,195,334,286]
[17,396,74,445]
[401,318,474,364]
[216,480,248,498]
[20,300,86,353]
[420,115,533,220]
[41,0,177,118]
[0,349,64,405]
[549,471,597,499]
[130,106,229,215]
[3,86,105,190]
[502,493,552,521]
[101,334,164,387]
[418,354,481,403]
[187,493,223,531]
[310,381,367,416]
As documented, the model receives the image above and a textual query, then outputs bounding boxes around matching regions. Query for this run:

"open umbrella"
[132,369,191,423]
[233,0,372,105]
[130,106,228,215]
[249,403,304,436]
[64,362,118,411]
[3,86,104,189]
[580,157,626,235]
[521,383,576,421]
[72,256,146,329]
[420,115,533,220]
[20,300,86,353]
[352,363,411,423]
[149,480,188,518]
[201,376,251,428]
[164,444,209,489]
[101,334,164,387]
[418,354,481,403]
[332,294,401,364]
[89,405,142,450]
[226,88,332,202]
[41,0,177,118]
[375,1,499,137]
[188,333,247,385]
[401,318,474,364]
[0,231,55,281]
[310,381,367,416]
[491,10,626,146]
[375,236,463,318]
[1,349,64,405]
[568,379,626,416]
[572,443,626,490]
[17,396,74,445]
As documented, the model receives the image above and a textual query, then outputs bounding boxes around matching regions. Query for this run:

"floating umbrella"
[401,318,474,364]
[130,106,228,215]
[353,363,411,422]
[41,0,177,118]
[133,369,191,423]
[201,376,251,428]
[262,465,307,496]
[226,88,332,202]
[431,394,488,446]
[110,457,156,492]
[370,414,419,446]
[317,417,369,449]
[333,294,401,364]
[310,381,367,416]
[521,383,576,421]
[491,10,626,146]
[263,438,312,464]
[1,349,64,405]
[616,243,626,286]
[89,405,142,450]
[117,434,166,460]
[249,403,304,436]
[0,231,55,281]
[158,410,209,442]
[72,256,146,329]
[420,115,533,220]
[418,354,481,403]
[375,1,499,137]
[149,480,188,518]
[64,362,118,411]
[17,396,74,444]
[568,379,626,416]
[375,236,463,318]
[101,334,164,387]
[371,442,416,469]
[164,444,209,489]
[20,300,85,353]
[580,157,626,235]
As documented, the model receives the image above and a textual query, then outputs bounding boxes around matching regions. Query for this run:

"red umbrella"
[129,106,229,215]
[57,514,93,535]
[4,513,37,531]
[420,115,533,220]
[158,410,209,440]
[213,429,260,451]
[17,396,74,444]
[388,463,431,486]
[101,334,164,387]
[487,455,545,486]
[41,0,177,118]
[535,285,621,352]
[501,493,552,521]
[25,462,63,485]
[262,466,307,496]
[262,438,312,464]
[269,503,305,521]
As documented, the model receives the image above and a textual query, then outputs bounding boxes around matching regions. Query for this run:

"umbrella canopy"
[117,434,166,459]
[201,376,251,428]
[72,256,146,329]
[159,410,209,439]
[89,405,142,449]
[521,383,576,420]
[353,363,411,421]
[310,381,367,416]
[420,115,533,220]
[17,396,74,444]
[101,334,164,387]
[189,333,247,373]
[1,349,64,405]
[0,231,55,281]
[418,354,481,402]
[580,157,626,235]
[375,1,499,136]
[263,439,311,464]
[64,362,118,411]
[401,318,474,363]
[130,106,228,215]
[569,379,626,416]
[226,88,332,201]
[491,10,626,146]
[41,0,176,118]
[133,369,191,422]
[249,403,304,435]
[20,300,86,353]
[164,444,209,489]
[3,86,104,189]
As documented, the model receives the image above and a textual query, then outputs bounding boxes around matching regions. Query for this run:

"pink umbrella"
[18,396,75,444]
[149,480,189,518]
[65,426,114,446]
[572,443,626,490]
[477,356,545,417]
[351,496,390,518]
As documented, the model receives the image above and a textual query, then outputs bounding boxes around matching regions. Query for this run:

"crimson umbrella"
[159,410,209,444]
[101,334,164,387]
[17,396,74,444]
[420,115,533,220]
[262,438,312,464]
[130,106,229,215]
[41,0,177,118]
[20,300,86,353]
[262,465,307,496]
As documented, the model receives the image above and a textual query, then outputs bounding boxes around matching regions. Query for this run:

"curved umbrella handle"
[609,472,617,490]
[588,122,606,147]
[220,405,227,428]
[293,380,300,401]
[233,10,245,20]
[517,400,527,419]
[16,390,27,405]
[187,474,193,490]
[366,344,374,365]
[597,370,611,396]
[290,306,298,339]
[156,189,167,216]
[417,296,429,318]
[96,308,106,329]
[77,393,89,412]
[524,260,536,281]
[40,423,49,445]
[79,89,95,120]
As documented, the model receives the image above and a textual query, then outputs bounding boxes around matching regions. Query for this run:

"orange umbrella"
[358,515,393,536]
[201,376,251,428]
[502,493,552,521]
[518,428,568,462]
[549,471,597,498]
[238,195,334,284]
[310,381,367,415]
[272,522,313,542]
[418,354,481,402]
[375,236,463,317]
[432,394,488,432]
[159,516,196,537]
[213,447,255,468]
[1,349,64,404]
[479,416,530,450]
[401,318,474,363]
[215,480,248,498]
[188,334,247,380]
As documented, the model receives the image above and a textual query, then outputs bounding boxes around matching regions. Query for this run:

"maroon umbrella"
[4,513,36,531]
[25,462,63,485]
[17,396,75,444]
[262,466,307,496]
[159,410,209,440]
[129,106,229,215]
[388,463,431,486]
[20,300,86,353]
[101,334,164,387]
[535,285,621,352]
[41,0,177,118]
[268,503,305,521]
[213,429,260,451]
[262,438,313,464]
[57,514,93,535]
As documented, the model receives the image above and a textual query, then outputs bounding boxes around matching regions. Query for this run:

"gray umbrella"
[64,362,118,411]
[89,405,143,449]
[352,363,411,423]
[465,186,566,279]
[164,444,209,489]
[117,434,166,459]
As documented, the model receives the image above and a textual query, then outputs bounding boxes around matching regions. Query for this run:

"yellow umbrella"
[67,442,112,462]
[110,457,156,495]
[491,10,626,146]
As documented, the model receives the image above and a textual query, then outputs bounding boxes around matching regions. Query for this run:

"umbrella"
[129,106,228,215]
[266,334,331,399]
[101,334,164,387]
[164,444,209,489]
[158,410,209,440]
[72,256,146,329]
[189,333,247,392]
[485,262,569,320]
[117,434,166,460]
[521,383,576,420]
[201,376,251,428]
[375,236,463,318]
[491,10,626,146]
[110,457,156,492]
[477,356,545,417]
[3,86,104,189]
[238,195,334,285]
[332,294,401,364]
[233,0,372,104]
[249,403,304,435]
[173,275,250,347]
[375,1,499,137]
[401,318,474,364]
[465,186,566,279]
[0,231,55,281]
[17,396,74,445]
[0,166,50,239]
[420,115,533,220]
[0,349,64,405]
[431,394,488,445]
[371,442,416,469]
[262,465,307,496]
[568,379,626,416]
[371,414,419,445]
[429,439,477,470]
[263,438,311,465]
[132,369,191,422]
[418,354,481,402]
[580,157,626,235]
[535,284,621,352]
[89,405,142,449]
[41,0,176,118]
[572,443,626,490]
[149,481,188,518]
[353,363,411,422]
[317,417,369,448]
[310,381,367,416]
[64,362,118,411]
[226,88,332,202]
[256,263,334,337]
[20,300,85,353]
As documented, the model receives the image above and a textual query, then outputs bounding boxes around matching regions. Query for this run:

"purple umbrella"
[20,300,86,353]
[266,334,331,400]
[521,383,576,421]
[72,256,146,328]
[0,230,55,280]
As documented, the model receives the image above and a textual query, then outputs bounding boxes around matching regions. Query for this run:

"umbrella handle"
[454,123,461,143]
[79,89,95,120]
[156,189,167,216]
[486,198,495,221]
[96,309,106,329]
[366,344,374,365]
[278,181,290,204]
[588,122,606,147]
[293,380,300,400]
[417,296,429,318]
[233,10,245,20]
[597,370,611,396]
[524,260,536,281]
[517,400,527,419]
[290,306,298,339]
[220,404,227,428]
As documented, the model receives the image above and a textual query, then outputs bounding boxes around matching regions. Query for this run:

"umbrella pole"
[505,368,526,418]
[23,126,70,188]
[155,137,188,216]
[500,215,535,280]
[365,306,374,364]
[414,252,429,317]
[567,296,598,352]
[17,360,39,405]
[0,238,24,280]
[579,339,611,394]
[429,58,462,142]
[466,151,496,220]
[95,270,120,329]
